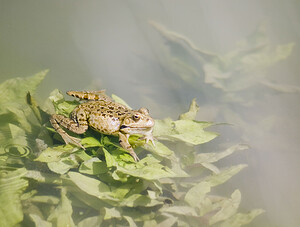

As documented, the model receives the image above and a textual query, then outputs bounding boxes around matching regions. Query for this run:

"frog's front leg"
[50,114,88,149]
[118,132,140,162]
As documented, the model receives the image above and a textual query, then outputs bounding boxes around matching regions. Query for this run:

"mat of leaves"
[0,71,263,227]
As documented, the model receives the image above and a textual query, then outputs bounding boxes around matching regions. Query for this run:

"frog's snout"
[146,117,155,128]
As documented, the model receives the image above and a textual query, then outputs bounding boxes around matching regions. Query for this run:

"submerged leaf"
[185,181,211,207]
[205,164,247,187]
[77,216,103,227]
[79,157,108,175]
[217,209,265,227]
[67,172,117,203]
[209,190,241,225]
[47,188,75,227]
[112,94,131,108]
[0,70,48,104]
[30,214,52,227]
[196,144,249,164]
[0,168,28,227]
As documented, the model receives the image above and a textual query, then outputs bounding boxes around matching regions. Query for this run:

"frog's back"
[76,100,131,135]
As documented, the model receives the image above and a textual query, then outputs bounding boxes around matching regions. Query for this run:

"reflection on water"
[1,1,300,226]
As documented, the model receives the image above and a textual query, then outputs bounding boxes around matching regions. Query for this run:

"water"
[1,1,300,226]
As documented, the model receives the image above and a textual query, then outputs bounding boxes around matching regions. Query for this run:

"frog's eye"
[133,114,140,121]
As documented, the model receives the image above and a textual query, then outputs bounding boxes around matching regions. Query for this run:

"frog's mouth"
[120,125,153,134]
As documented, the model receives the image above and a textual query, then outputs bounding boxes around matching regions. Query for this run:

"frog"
[50,90,155,161]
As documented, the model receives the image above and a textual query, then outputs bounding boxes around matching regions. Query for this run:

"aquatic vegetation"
[0,72,263,226]
[150,21,298,106]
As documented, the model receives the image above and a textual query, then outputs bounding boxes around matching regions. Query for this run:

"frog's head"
[120,107,155,136]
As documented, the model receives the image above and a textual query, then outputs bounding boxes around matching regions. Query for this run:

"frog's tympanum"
[50,91,155,161]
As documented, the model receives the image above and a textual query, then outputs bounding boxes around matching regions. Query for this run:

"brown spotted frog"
[50,90,155,161]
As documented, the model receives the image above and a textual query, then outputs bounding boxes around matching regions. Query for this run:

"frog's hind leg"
[50,114,88,149]
[66,90,112,101]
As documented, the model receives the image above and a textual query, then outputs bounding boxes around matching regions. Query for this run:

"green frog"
[50,90,155,161]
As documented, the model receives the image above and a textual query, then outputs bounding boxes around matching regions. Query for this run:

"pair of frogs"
[50,91,155,162]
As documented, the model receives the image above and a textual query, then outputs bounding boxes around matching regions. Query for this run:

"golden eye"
[133,114,140,121]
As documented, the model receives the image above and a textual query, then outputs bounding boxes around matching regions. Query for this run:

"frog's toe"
[62,134,85,150]
[140,135,156,147]
[129,150,140,162]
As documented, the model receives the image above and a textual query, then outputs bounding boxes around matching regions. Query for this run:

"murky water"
[1,1,300,226]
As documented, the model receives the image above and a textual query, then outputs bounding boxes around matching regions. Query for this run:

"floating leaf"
[179,98,199,120]
[112,94,131,108]
[154,118,218,145]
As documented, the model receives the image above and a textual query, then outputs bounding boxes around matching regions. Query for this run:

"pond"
[1,1,300,226]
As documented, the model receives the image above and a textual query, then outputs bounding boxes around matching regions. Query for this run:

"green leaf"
[67,172,117,203]
[35,146,71,163]
[0,168,28,227]
[209,190,241,225]
[103,207,122,220]
[103,148,118,168]
[30,195,60,205]
[81,137,102,148]
[25,170,62,185]
[185,181,211,207]
[77,216,103,227]
[111,94,131,108]
[124,215,137,227]
[161,206,198,217]
[0,70,48,104]
[79,157,108,175]
[154,118,218,145]
[179,98,199,120]
[217,209,264,227]
[151,21,295,102]
[196,144,249,164]
[48,155,79,174]
[143,141,175,158]
[106,153,176,180]
[49,89,79,116]
[205,164,247,187]
[26,92,50,125]
[119,194,162,207]
[47,188,75,227]
[29,214,52,227]
[195,144,249,173]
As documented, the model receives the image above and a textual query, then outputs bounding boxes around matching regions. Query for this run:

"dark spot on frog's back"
[120,125,128,129]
